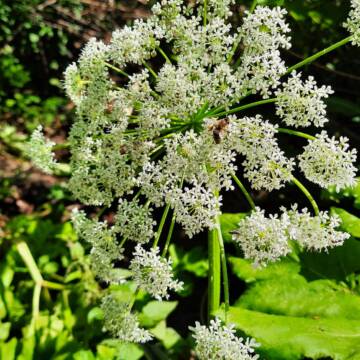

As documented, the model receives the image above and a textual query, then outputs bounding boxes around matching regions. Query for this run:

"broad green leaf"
[0,338,17,360]
[217,307,360,360]
[331,207,360,238]
[219,213,247,242]
[73,350,95,360]
[324,178,360,209]
[229,257,300,283]
[150,320,182,349]
[100,340,143,360]
[0,322,10,341]
[236,275,360,320]
[17,335,35,360]
[139,301,178,328]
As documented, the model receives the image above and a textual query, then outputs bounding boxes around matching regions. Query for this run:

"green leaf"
[229,256,300,283]
[300,238,360,281]
[324,178,360,209]
[150,320,182,349]
[1,338,17,360]
[331,207,360,238]
[0,322,10,341]
[236,275,360,320]
[216,307,360,360]
[139,301,178,328]
[219,213,247,242]
[73,350,95,360]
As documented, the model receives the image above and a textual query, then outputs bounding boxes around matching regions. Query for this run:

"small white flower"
[101,294,152,343]
[284,205,350,251]
[275,71,333,128]
[232,207,291,267]
[299,131,357,191]
[190,317,260,360]
[130,245,183,300]
[28,125,57,173]
[344,0,360,47]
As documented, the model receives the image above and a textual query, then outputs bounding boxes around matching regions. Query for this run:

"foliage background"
[0,0,360,359]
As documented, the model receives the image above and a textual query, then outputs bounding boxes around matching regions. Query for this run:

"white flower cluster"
[299,132,357,191]
[232,207,291,267]
[27,125,57,173]
[275,72,333,128]
[228,115,294,191]
[190,317,259,360]
[285,205,350,251]
[345,0,360,46]
[232,206,350,266]
[25,0,358,348]
[114,199,156,244]
[239,7,291,97]
[130,245,183,301]
[71,209,124,283]
[101,295,152,343]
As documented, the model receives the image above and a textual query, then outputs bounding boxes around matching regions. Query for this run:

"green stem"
[278,128,316,141]
[231,173,256,210]
[42,280,66,290]
[213,98,277,118]
[291,176,320,216]
[286,36,353,74]
[16,241,43,284]
[105,62,130,77]
[208,227,221,323]
[250,0,258,12]
[215,215,229,321]
[143,62,158,79]
[203,0,207,26]
[153,203,171,248]
[157,46,172,64]
[162,211,176,257]
[32,284,41,328]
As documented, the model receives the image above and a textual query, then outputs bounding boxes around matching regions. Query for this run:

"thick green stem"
[208,227,221,323]
[213,98,277,118]
[203,0,207,26]
[278,128,316,141]
[215,215,229,321]
[162,211,176,257]
[250,0,258,12]
[231,173,256,210]
[286,36,353,74]
[291,176,320,216]
[153,203,171,248]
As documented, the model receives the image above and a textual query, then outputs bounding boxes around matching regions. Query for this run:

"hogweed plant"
[29,0,360,358]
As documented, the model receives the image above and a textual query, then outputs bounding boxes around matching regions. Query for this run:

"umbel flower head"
[27,0,358,348]
[101,294,152,343]
[130,245,183,300]
[190,317,260,360]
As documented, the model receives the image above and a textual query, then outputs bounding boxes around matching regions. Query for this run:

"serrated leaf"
[139,301,178,328]
[216,307,360,360]
[219,213,247,242]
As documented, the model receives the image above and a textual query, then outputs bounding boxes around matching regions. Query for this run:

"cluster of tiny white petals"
[344,0,360,46]
[228,115,294,191]
[232,205,350,266]
[28,125,57,174]
[169,182,222,237]
[232,207,291,267]
[238,7,291,97]
[275,71,333,127]
[114,199,156,244]
[285,205,350,251]
[71,209,124,283]
[299,131,357,191]
[130,245,183,300]
[190,317,260,360]
[101,295,152,343]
